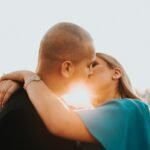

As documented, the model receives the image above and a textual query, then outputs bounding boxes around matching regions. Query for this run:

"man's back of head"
[37,22,95,74]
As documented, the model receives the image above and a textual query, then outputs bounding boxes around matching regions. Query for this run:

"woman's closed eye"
[92,61,98,68]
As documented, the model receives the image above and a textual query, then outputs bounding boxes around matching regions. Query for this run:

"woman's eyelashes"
[92,61,98,67]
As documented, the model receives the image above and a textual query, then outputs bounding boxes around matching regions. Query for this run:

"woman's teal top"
[77,98,150,150]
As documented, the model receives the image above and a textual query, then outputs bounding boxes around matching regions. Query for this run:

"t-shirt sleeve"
[77,100,133,150]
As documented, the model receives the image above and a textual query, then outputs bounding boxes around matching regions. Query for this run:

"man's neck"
[36,72,64,96]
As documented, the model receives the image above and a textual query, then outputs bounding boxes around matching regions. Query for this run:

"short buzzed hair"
[38,22,94,72]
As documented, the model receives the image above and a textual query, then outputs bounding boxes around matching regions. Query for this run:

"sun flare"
[63,83,92,108]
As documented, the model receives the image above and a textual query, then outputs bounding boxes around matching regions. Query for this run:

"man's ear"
[61,61,74,78]
[112,67,122,80]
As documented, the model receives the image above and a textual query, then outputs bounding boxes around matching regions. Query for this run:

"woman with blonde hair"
[0,52,150,150]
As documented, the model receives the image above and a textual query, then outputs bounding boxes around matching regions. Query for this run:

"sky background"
[0,0,149,92]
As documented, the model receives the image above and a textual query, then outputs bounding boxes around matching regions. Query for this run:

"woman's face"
[87,56,117,95]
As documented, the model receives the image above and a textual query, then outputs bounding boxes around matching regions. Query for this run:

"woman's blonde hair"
[96,52,141,100]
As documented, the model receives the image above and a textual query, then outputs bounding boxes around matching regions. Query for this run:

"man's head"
[36,22,95,95]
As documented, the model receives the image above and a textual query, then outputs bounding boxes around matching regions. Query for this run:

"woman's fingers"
[2,83,20,106]
[0,70,35,107]
[0,80,21,107]
[0,80,12,107]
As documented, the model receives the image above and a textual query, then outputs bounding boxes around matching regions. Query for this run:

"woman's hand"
[0,70,35,107]
[0,80,21,107]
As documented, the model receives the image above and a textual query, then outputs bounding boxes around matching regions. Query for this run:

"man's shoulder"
[11,88,27,97]
[5,88,32,108]
[0,89,80,150]
[0,88,35,119]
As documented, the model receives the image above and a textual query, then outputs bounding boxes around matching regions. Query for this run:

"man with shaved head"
[0,22,98,150]
[36,22,95,95]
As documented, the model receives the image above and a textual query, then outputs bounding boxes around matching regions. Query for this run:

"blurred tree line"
[136,89,150,105]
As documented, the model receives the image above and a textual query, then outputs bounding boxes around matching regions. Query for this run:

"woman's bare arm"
[0,71,96,143]
[25,79,96,143]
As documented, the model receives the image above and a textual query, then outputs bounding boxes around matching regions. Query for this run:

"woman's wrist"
[23,71,35,81]
[24,73,41,89]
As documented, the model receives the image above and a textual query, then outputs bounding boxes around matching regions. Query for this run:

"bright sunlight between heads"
[63,83,92,109]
